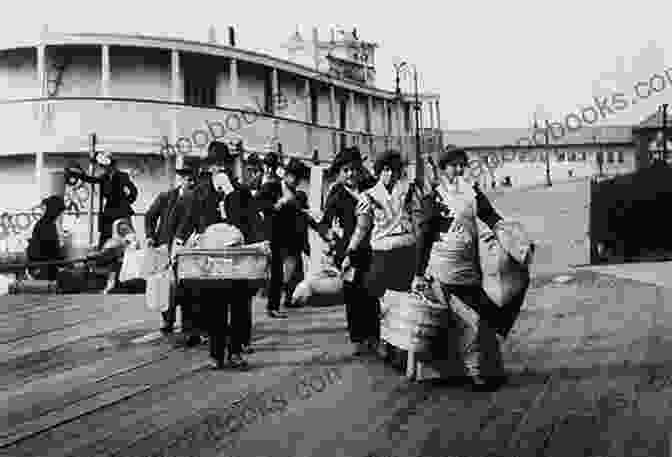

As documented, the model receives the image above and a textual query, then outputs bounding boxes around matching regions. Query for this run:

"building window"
[580,151,587,161]
[555,151,566,162]
[568,151,577,162]
[617,150,624,163]
[607,150,614,163]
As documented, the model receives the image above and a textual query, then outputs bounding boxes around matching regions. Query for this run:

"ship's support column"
[36,43,47,203]
[169,49,181,185]
[368,96,375,157]
[329,84,337,156]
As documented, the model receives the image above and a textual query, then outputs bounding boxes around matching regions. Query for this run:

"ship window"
[387,104,393,135]
[182,55,217,107]
[404,103,411,131]
[310,83,318,124]
[339,99,347,130]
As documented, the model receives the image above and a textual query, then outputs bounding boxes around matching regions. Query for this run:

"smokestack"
[313,27,319,69]
[208,26,217,43]
[228,26,236,47]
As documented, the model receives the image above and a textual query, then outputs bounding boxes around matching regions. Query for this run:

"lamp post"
[594,135,604,177]
[394,61,423,184]
[662,103,668,163]
[533,116,552,186]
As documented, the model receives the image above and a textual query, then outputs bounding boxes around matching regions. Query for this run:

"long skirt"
[364,244,417,299]
[359,244,417,342]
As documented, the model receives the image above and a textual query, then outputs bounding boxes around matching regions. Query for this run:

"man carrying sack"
[174,141,259,370]
[145,163,197,333]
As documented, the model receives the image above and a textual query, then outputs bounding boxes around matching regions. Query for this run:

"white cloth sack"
[292,249,344,307]
[198,223,245,249]
[119,246,170,282]
[145,269,174,312]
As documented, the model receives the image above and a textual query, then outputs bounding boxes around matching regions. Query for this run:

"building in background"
[0,26,440,253]
[443,125,637,189]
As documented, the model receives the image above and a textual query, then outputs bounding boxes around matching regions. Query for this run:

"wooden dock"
[1,268,672,457]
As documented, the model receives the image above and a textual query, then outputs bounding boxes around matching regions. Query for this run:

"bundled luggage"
[291,249,344,307]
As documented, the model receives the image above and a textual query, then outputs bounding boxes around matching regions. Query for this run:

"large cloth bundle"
[478,219,534,336]
[198,223,245,250]
[119,245,170,282]
[291,250,344,307]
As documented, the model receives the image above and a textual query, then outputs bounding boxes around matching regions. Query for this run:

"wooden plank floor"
[0,268,671,457]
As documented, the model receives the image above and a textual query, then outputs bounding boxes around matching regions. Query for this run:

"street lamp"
[533,115,552,186]
[594,135,604,177]
[662,103,668,163]
[393,61,407,97]
[394,61,423,183]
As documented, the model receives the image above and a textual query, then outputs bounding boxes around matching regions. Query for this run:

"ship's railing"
[0,97,443,254]
[0,97,441,164]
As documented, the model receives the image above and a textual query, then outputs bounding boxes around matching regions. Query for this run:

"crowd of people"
[26,141,513,390]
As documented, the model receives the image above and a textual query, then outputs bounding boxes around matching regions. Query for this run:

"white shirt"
[427,176,481,285]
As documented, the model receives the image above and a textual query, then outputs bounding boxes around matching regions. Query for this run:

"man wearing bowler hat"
[174,141,258,369]
[145,161,197,333]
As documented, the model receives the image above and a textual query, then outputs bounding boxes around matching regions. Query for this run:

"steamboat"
[0,25,442,255]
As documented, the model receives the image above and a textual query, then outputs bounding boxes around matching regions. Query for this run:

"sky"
[2,0,672,130]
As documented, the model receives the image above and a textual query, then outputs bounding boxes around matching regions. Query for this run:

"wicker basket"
[380,290,454,355]
[175,241,271,281]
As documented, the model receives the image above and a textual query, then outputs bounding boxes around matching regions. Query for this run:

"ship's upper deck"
[0,31,440,103]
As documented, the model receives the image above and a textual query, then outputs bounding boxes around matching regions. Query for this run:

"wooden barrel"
[380,290,454,354]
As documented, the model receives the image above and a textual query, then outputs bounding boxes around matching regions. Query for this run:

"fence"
[589,162,672,263]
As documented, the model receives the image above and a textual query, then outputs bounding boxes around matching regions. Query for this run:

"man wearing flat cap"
[174,141,259,369]
[145,161,197,333]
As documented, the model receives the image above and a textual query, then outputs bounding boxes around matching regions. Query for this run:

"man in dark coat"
[145,163,196,333]
[261,157,313,317]
[66,151,138,248]
[174,141,258,369]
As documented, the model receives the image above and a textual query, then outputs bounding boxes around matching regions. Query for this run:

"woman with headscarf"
[341,150,419,353]
[87,218,141,294]
[26,195,67,281]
